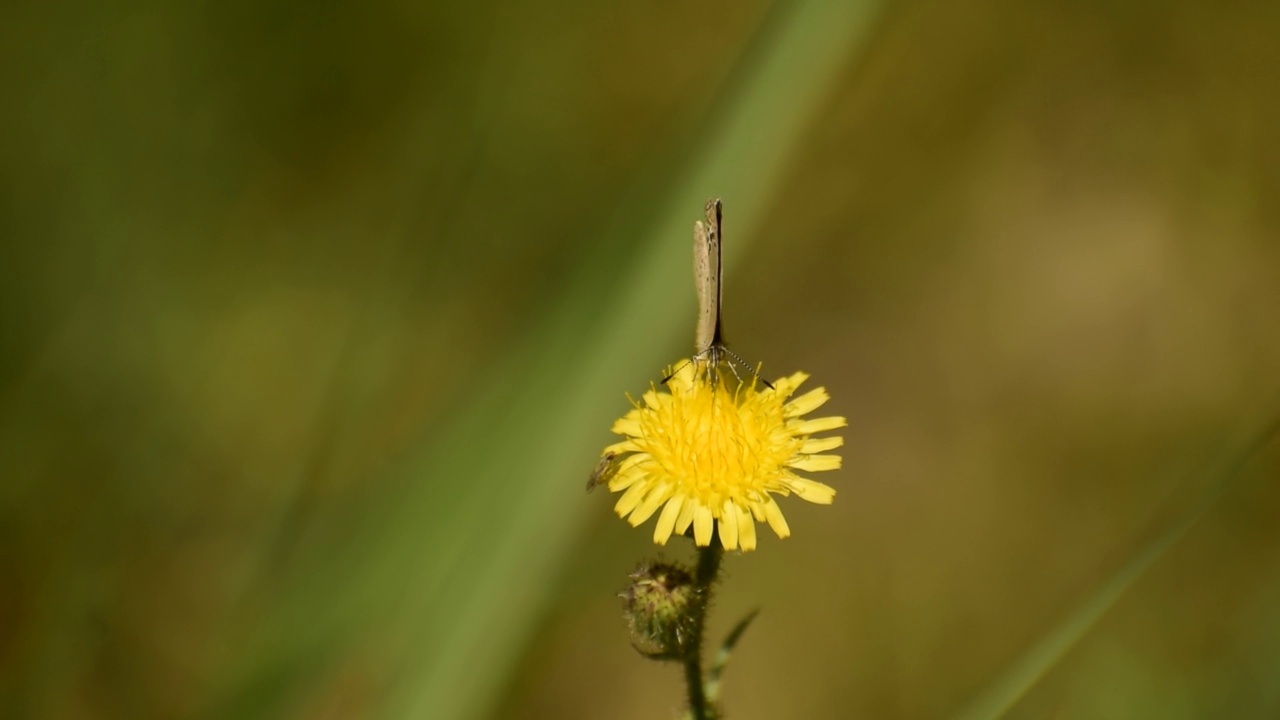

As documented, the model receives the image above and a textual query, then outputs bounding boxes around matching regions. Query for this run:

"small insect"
[668,198,771,388]
[693,198,725,365]
[586,451,623,493]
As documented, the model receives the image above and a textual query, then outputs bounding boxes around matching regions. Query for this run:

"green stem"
[684,542,724,720]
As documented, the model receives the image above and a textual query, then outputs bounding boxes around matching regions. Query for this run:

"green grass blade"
[705,609,761,706]
[951,408,1280,720]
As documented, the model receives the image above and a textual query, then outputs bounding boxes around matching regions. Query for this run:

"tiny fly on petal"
[587,451,622,493]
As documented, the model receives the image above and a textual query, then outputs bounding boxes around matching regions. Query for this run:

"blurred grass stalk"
[212,2,884,719]
[953,407,1280,720]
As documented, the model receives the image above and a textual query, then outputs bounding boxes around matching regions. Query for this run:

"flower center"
[645,376,796,504]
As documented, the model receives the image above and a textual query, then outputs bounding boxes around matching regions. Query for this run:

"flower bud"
[621,560,698,659]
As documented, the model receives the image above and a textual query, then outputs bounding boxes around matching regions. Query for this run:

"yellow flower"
[601,360,845,552]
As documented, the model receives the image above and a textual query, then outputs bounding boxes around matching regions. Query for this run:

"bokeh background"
[3,0,1280,718]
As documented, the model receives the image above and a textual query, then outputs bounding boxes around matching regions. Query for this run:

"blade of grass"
[210,2,886,719]
[705,609,761,706]
[950,406,1280,720]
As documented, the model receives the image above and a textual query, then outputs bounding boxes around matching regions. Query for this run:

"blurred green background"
[3,0,1280,718]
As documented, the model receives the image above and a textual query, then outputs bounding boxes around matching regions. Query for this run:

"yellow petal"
[764,497,791,538]
[788,477,836,504]
[675,499,697,535]
[800,436,844,454]
[603,439,639,455]
[774,371,809,396]
[737,503,757,551]
[642,389,664,409]
[607,466,644,492]
[693,504,714,546]
[789,415,847,435]
[617,453,648,472]
[628,483,671,526]
[788,454,843,472]
[653,495,684,545]
[785,387,830,417]
[670,360,696,387]
[613,481,649,517]
[611,417,643,436]
[718,499,739,551]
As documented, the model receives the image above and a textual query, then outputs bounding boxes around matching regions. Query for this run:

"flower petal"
[787,477,836,504]
[611,417,643,437]
[718,499,739,551]
[603,440,639,455]
[784,387,830,417]
[613,480,649,517]
[789,415,847,435]
[670,361,696,387]
[617,453,648,472]
[788,454,843,472]
[628,482,672,526]
[653,495,684,545]
[774,371,809,396]
[800,436,844,454]
[608,466,643,492]
[764,497,791,538]
[675,499,697,535]
[642,388,664,409]
[693,504,714,546]
[737,503,757,551]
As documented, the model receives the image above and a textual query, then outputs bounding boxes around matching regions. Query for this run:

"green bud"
[621,560,698,660]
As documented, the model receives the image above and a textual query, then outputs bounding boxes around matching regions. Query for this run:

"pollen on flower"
[598,360,845,552]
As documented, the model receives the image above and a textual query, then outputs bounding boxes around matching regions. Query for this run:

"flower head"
[599,360,845,552]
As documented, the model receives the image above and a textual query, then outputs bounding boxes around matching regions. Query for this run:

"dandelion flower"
[600,360,845,552]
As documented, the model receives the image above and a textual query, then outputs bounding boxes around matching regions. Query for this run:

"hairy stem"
[684,542,724,720]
